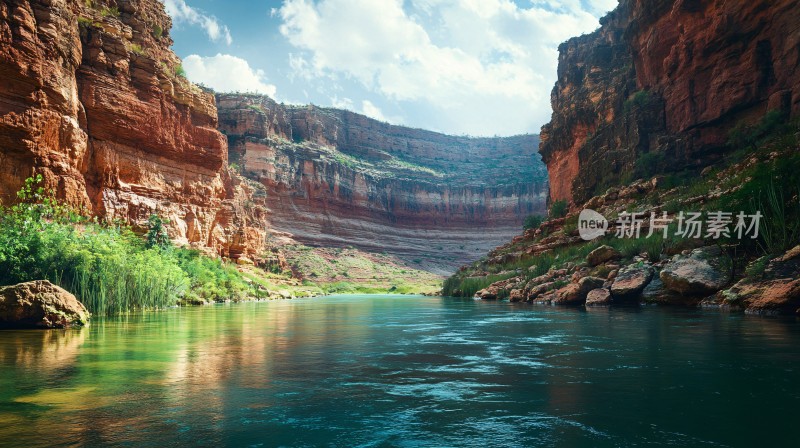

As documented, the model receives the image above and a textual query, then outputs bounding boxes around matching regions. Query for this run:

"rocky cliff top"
[540,0,800,206]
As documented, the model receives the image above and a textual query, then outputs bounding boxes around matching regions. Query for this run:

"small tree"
[146,214,171,249]
[523,214,544,230]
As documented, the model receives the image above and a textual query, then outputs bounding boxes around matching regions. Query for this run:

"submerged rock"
[660,246,732,295]
[0,281,90,329]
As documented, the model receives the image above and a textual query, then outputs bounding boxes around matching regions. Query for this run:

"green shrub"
[523,214,544,230]
[549,199,568,219]
[174,249,250,303]
[623,90,653,113]
[632,151,666,180]
[153,24,163,39]
[174,64,187,78]
[0,176,257,315]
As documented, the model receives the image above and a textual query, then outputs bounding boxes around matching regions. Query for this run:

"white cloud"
[277,0,608,135]
[164,0,233,45]
[330,96,354,110]
[361,100,387,122]
[183,54,277,96]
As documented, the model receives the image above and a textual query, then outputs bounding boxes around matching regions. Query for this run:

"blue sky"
[164,0,618,136]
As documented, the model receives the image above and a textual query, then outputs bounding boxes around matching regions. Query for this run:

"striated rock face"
[540,0,800,206]
[218,94,549,273]
[0,0,259,258]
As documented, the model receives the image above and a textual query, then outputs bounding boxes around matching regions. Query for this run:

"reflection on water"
[1,296,799,447]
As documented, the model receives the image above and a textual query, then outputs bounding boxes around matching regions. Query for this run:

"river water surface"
[1,295,798,447]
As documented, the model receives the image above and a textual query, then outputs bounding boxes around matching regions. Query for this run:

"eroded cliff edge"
[218,94,548,274]
[0,0,548,279]
[0,0,263,258]
[447,0,800,313]
[541,0,800,205]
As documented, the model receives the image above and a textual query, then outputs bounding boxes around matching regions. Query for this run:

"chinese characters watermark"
[579,209,763,241]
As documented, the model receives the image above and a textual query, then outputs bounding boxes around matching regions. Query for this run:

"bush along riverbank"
[0,176,321,316]
[444,117,800,315]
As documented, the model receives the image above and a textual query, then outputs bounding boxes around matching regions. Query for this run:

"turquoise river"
[1,295,798,447]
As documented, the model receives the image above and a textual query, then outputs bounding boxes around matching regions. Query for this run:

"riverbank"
[445,117,800,315]
[0,176,438,318]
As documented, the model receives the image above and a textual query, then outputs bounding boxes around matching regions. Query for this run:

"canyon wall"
[218,95,548,273]
[540,0,800,206]
[0,0,547,275]
[0,0,262,257]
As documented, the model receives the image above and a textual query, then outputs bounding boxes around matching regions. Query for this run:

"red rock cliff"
[0,0,259,257]
[540,0,800,206]
[218,94,549,273]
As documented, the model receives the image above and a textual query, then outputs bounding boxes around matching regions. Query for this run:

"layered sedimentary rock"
[0,0,260,257]
[540,0,800,206]
[218,94,548,273]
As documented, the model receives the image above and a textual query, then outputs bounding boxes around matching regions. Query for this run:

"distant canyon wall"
[217,94,548,272]
[540,0,800,205]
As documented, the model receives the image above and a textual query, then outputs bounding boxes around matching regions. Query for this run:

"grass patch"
[282,244,442,295]
[442,272,517,298]
[100,6,120,18]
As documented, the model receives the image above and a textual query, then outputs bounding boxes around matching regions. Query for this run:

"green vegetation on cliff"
[444,115,800,303]
[0,176,309,315]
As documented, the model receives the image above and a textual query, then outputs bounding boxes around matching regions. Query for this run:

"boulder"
[660,246,732,295]
[552,276,605,305]
[587,245,622,267]
[585,288,612,306]
[579,276,606,292]
[476,286,500,300]
[640,277,690,305]
[508,289,526,303]
[0,281,90,329]
[533,291,557,305]
[527,282,555,300]
[711,248,800,314]
[610,263,654,299]
[742,279,800,315]
[777,244,800,262]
